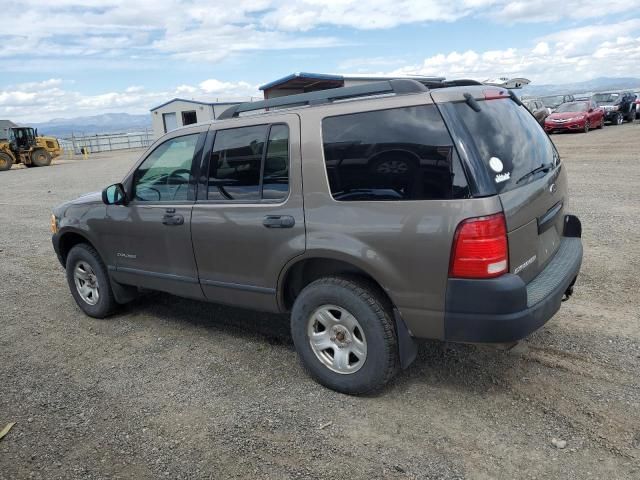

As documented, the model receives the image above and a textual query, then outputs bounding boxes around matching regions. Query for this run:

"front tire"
[0,152,13,171]
[66,244,117,318]
[613,113,623,126]
[291,276,398,395]
[31,148,51,167]
[583,121,590,133]
[599,117,605,129]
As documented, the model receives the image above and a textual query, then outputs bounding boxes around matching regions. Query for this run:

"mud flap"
[393,308,418,369]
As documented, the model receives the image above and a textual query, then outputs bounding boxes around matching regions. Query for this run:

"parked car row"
[523,90,639,134]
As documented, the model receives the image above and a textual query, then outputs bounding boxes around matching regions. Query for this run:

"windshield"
[593,93,619,104]
[541,95,565,108]
[556,102,588,113]
[444,98,557,193]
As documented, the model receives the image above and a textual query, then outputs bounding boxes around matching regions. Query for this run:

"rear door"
[439,93,565,283]
[191,114,305,312]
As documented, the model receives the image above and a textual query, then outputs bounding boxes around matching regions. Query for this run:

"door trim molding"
[110,265,275,294]
[115,266,199,284]
[200,279,276,294]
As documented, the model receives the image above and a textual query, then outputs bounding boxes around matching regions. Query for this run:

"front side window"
[322,105,469,201]
[207,124,290,201]
[133,134,199,202]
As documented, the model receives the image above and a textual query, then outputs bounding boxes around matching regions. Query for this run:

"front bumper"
[603,110,619,121]
[443,216,583,343]
[544,120,586,132]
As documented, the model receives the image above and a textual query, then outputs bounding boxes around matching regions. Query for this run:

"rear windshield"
[444,98,557,193]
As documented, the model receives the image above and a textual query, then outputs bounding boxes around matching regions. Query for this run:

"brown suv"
[51,80,583,394]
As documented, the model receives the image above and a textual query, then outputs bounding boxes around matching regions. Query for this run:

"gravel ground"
[1,123,639,479]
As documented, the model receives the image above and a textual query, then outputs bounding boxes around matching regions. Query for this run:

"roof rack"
[217,79,429,120]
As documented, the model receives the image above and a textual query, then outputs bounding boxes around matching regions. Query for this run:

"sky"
[1,0,639,122]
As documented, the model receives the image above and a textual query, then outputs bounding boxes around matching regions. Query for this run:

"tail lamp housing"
[449,213,509,279]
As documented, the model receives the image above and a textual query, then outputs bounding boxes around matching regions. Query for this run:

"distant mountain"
[31,113,151,138]
[521,77,640,97]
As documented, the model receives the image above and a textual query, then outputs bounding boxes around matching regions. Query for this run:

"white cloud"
[0,78,260,123]
[392,20,640,84]
[2,0,638,68]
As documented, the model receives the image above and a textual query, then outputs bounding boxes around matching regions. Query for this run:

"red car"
[544,100,604,133]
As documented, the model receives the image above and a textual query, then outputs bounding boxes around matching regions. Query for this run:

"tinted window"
[208,125,268,201]
[133,134,199,202]
[262,125,289,200]
[444,98,557,193]
[322,105,469,201]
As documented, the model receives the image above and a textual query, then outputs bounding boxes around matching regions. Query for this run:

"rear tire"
[291,276,399,395]
[31,148,51,167]
[66,244,118,318]
[0,152,13,171]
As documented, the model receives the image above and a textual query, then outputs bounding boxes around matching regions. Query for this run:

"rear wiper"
[516,163,552,185]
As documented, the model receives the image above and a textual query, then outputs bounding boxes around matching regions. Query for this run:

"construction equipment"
[0,127,62,171]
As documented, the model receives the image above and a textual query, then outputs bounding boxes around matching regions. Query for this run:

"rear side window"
[207,124,289,201]
[322,105,469,201]
[443,99,557,193]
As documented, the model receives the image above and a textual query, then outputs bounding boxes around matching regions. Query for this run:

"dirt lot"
[1,123,639,479]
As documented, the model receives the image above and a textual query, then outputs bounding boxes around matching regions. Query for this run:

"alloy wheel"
[307,305,367,374]
[73,261,100,305]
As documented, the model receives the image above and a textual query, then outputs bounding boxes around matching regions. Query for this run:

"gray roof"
[149,98,244,112]
[0,120,18,139]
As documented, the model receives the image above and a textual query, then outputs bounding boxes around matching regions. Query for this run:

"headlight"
[50,214,59,234]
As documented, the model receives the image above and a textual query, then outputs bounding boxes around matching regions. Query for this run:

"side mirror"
[588,108,594,113]
[102,183,127,205]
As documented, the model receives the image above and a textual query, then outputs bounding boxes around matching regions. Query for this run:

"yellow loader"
[0,127,62,171]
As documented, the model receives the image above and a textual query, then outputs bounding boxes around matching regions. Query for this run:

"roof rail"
[217,79,428,120]
[419,78,483,88]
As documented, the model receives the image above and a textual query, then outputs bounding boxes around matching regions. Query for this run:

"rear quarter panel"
[298,95,502,339]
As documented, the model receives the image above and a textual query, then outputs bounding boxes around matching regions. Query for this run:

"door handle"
[162,213,184,226]
[263,215,295,228]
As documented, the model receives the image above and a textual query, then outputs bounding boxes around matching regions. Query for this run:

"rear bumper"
[443,216,583,343]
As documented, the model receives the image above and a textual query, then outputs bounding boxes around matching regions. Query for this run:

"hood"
[69,191,102,204]
[52,191,102,217]
[547,112,586,120]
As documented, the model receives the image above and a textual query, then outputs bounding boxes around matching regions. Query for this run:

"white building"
[149,98,246,139]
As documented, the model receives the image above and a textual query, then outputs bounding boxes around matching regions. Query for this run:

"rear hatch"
[435,89,566,283]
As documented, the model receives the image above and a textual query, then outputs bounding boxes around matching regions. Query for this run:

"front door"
[108,131,205,299]
[191,115,305,312]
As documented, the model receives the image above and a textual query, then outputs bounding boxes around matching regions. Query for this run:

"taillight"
[449,213,509,279]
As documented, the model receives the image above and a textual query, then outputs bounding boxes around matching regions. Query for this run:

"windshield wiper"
[516,163,553,185]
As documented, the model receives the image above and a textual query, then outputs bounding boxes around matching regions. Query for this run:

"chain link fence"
[58,130,154,155]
